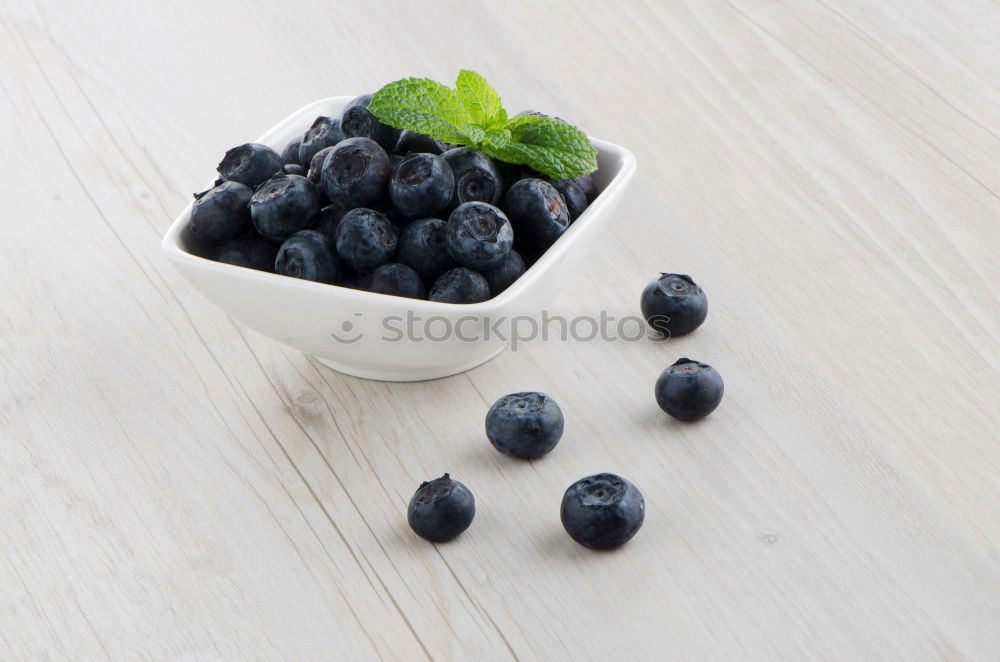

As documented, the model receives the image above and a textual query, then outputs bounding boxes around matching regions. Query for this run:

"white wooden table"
[2,1,999,659]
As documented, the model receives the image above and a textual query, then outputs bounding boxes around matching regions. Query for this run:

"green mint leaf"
[455,70,506,128]
[368,72,597,179]
[368,77,475,146]
[485,115,597,179]
[483,128,511,151]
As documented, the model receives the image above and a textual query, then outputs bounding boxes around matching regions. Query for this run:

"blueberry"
[216,236,278,272]
[503,178,570,249]
[485,392,563,459]
[441,147,502,206]
[640,273,708,337]
[274,230,340,284]
[407,474,475,543]
[397,218,455,283]
[217,143,283,188]
[429,267,490,304]
[281,136,303,165]
[495,160,523,198]
[306,146,335,185]
[368,263,426,299]
[283,163,306,176]
[250,173,321,241]
[654,358,724,421]
[389,153,455,218]
[189,181,252,244]
[394,130,449,155]
[313,204,347,240]
[298,116,343,165]
[445,202,513,270]
[320,137,392,208]
[369,195,407,226]
[335,208,397,273]
[340,93,399,150]
[561,473,645,550]
[552,178,588,221]
[573,173,598,203]
[482,250,526,295]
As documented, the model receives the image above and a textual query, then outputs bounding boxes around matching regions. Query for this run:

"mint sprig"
[368,71,597,180]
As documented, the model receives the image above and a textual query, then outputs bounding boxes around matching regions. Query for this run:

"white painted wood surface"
[2,0,999,659]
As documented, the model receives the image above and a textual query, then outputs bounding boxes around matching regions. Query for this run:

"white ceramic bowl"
[162,96,636,381]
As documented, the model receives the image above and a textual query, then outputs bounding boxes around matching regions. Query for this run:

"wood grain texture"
[2,0,999,659]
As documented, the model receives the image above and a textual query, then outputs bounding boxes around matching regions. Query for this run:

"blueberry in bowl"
[298,115,342,165]
[188,181,253,244]
[163,91,635,381]
[445,202,514,270]
[320,136,392,208]
[216,236,278,273]
[250,173,321,241]
[217,142,283,188]
[389,153,454,218]
[504,178,570,250]
[396,217,456,283]
[367,263,426,300]
[335,207,397,273]
[428,267,490,304]
[341,93,399,150]
[274,230,340,284]
[441,147,503,207]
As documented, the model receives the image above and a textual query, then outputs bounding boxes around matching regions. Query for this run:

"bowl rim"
[161,96,637,315]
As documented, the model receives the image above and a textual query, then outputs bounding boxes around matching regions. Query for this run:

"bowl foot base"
[311,347,506,382]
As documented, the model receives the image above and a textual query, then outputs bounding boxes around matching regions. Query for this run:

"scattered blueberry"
[397,218,455,283]
[274,230,340,284]
[189,181,253,244]
[654,358,724,421]
[217,143,283,188]
[445,202,513,270]
[335,208,397,273]
[283,163,306,176]
[368,263,426,299]
[504,178,570,249]
[407,474,476,543]
[560,473,645,550]
[389,153,455,218]
[320,137,392,208]
[394,130,449,155]
[485,392,564,459]
[482,249,526,295]
[306,146,335,185]
[216,236,278,272]
[640,273,708,338]
[552,178,588,221]
[250,173,321,241]
[441,147,503,206]
[281,136,303,165]
[429,267,490,304]
[341,93,399,150]
[298,116,343,165]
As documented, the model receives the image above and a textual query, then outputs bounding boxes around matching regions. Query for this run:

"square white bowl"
[162,96,636,381]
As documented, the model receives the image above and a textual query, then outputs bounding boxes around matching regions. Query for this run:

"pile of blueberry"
[187,94,597,303]
[407,274,724,549]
